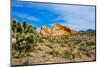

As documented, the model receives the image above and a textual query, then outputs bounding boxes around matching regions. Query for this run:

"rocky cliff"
[40,24,77,37]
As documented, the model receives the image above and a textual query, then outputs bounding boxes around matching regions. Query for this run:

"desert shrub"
[62,36,69,43]
[47,38,54,43]
[79,42,87,51]
[36,35,44,43]
[47,35,69,44]
[63,50,74,59]
[48,49,59,56]
[37,48,43,51]
[79,32,95,37]
[86,41,95,46]
[60,44,66,47]
[12,35,35,58]
[43,55,46,58]
[74,38,81,44]
[88,32,96,36]
[12,20,40,58]
[46,44,53,49]
[23,59,31,65]
[72,50,81,58]
[78,42,93,57]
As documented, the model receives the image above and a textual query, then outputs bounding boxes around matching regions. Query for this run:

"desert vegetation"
[11,19,96,65]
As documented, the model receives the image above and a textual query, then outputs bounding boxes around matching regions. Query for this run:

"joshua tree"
[17,22,23,33]
[23,21,29,33]
[12,19,17,33]
[28,25,36,34]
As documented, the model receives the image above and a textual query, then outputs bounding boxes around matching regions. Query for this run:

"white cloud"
[49,15,95,31]
[47,4,95,31]
[59,18,95,31]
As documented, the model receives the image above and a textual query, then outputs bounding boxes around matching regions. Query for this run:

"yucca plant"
[12,19,18,33]
[12,20,40,58]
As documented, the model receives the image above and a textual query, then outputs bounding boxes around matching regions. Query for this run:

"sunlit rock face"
[40,26,51,37]
[40,24,77,37]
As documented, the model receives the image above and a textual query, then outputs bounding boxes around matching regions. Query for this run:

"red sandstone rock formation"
[40,24,77,37]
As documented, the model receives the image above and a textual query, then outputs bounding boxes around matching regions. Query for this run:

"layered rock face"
[40,24,77,37]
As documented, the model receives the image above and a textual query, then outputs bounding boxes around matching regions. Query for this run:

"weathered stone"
[40,24,77,37]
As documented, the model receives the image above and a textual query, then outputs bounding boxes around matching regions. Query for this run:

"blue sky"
[12,0,96,31]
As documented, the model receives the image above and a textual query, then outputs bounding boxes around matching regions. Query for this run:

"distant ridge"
[79,29,95,32]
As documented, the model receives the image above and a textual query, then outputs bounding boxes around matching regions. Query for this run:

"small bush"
[86,41,95,46]
[37,48,43,51]
[48,49,59,56]
[63,50,74,59]
[46,44,53,49]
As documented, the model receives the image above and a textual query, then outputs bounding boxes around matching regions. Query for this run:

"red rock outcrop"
[40,24,77,37]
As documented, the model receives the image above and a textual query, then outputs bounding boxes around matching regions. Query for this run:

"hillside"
[11,20,96,66]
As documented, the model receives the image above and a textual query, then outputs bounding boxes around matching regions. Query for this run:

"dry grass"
[12,32,96,65]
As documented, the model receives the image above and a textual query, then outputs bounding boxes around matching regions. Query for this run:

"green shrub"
[63,50,73,59]
[12,20,39,58]
[48,49,59,56]
[46,44,53,49]
[86,41,95,46]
